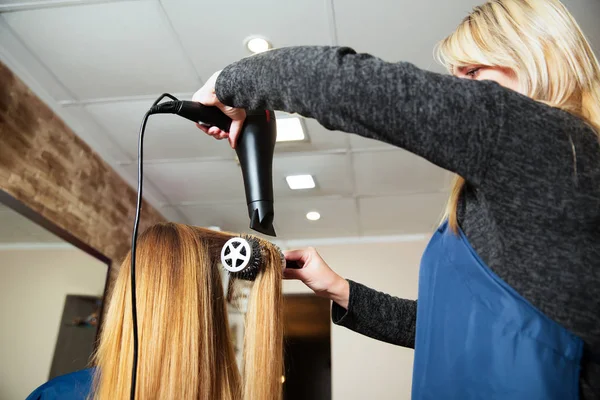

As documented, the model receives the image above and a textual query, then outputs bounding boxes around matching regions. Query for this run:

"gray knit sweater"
[215,46,600,398]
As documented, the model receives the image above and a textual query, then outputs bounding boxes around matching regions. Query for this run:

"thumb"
[216,105,245,149]
[228,119,244,149]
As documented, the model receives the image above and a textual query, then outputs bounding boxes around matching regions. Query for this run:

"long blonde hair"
[435,0,600,232]
[90,222,283,400]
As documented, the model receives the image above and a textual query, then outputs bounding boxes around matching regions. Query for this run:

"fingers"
[196,123,229,140]
[282,267,305,280]
[195,112,244,148]
[283,250,307,281]
[196,123,209,133]
[283,249,308,262]
[228,119,244,149]
[214,105,246,148]
[209,126,230,140]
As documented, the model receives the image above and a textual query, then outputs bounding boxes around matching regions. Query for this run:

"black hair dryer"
[150,101,277,237]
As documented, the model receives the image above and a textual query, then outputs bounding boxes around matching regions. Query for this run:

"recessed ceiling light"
[286,174,315,190]
[245,36,271,54]
[276,117,305,142]
[306,211,321,221]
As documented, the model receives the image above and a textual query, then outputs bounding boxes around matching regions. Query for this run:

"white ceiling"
[0,0,598,242]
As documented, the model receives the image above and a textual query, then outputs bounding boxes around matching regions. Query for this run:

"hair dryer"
[149,100,277,237]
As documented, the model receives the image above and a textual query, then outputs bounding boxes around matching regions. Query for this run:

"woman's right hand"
[283,247,350,309]
[192,70,247,149]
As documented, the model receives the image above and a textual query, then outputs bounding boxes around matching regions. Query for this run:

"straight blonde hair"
[90,222,283,400]
[435,0,600,232]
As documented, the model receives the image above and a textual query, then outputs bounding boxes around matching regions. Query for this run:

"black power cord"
[130,93,179,400]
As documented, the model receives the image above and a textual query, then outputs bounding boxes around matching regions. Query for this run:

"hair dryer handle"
[177,101,233,132]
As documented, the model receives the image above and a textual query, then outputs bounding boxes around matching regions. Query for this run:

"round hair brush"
[221,235,264,281]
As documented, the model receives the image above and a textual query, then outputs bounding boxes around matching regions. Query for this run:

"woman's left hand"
[192,70,247,148]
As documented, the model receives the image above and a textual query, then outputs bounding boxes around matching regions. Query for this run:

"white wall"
[0,247,108,400]
[283,238,429,400]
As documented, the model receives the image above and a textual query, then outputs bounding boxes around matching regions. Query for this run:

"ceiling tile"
[85,100,234,161]
[176,196,360,240]
[333,0,483,72]
[353,149,452,195]
[273,152,353,198]
[156,205,189,224]
[275,117,348,154]
[3,1,200,100]
[177,201,254,235]
[0,15,74,102]
[350,134,397,151]
[359,192,448,236]
[0,0,31,5]
[271,197,359,239]
[162,0,333,79]
[127,159,247,204]
[126,151,355,205]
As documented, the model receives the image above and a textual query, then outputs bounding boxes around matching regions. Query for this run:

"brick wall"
[0,60,166,272]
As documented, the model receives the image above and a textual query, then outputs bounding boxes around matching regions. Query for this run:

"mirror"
[0,201,109,400]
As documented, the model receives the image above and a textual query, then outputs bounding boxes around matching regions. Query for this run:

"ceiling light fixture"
[245,36,272,54]
[286,175,316,190]
[306,211,321,221]
[276,117,305,142]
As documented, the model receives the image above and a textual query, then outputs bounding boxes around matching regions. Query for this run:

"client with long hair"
[26,222,284,400]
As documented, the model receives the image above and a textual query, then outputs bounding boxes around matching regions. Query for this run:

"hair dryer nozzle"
[248,201,276,236]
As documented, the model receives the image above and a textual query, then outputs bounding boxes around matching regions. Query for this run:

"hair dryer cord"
[129,93,180,400]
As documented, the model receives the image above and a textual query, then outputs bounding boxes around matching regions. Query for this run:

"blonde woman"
[26,223,284,400]
[196,0,600,398]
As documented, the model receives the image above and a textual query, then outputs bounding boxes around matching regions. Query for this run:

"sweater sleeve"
[331,280,417,348]
[215,45,510,185]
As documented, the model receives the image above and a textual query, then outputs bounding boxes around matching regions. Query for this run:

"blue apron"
[26,368,94,400]
[412,221,583,399]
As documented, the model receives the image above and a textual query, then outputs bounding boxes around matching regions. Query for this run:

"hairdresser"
[196,0,600,398]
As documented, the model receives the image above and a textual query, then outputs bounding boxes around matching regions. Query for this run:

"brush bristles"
[224,235,285,282]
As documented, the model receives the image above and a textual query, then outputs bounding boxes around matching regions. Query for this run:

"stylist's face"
[455,65,522,94]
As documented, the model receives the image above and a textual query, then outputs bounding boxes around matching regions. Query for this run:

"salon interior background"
[0,1,599,399]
